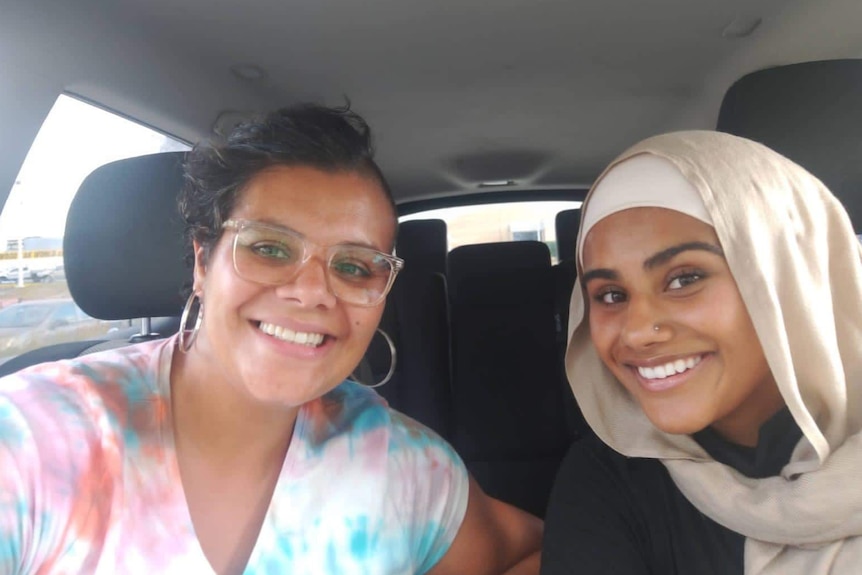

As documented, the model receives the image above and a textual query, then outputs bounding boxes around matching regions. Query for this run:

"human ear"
[192,239,207,293]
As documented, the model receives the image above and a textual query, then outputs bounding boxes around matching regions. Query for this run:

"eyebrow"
[250,218,384,251]
[643,241,724,270]
[581,241,724,285]
[581,268,619,284]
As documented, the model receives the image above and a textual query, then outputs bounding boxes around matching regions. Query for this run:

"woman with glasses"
[0,104,542,574]
[541,131,862,574]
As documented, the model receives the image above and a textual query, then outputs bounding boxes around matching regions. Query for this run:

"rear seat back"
[553,209,580,342]
[396,219,448,276]
[555,208,580,266]
[375,271,452,440]
[373,219,453,440]
[552,209,590,439]
[447,241,572,516]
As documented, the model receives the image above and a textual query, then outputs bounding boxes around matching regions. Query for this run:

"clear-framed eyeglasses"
[222,219,404,307]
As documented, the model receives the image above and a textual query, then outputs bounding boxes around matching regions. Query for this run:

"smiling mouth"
[257,321,326,347]
[636,355,703,380]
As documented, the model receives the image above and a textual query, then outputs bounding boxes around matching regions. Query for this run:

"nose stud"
[653,324,661,332]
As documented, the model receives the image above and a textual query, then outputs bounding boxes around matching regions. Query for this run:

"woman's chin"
[237,367,341,408]
[642,405,712,437]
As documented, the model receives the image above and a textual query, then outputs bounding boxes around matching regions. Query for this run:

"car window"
[0,304,53,329]
[400,200,581,263]
[0,95,189,364]
[51,302,79,325]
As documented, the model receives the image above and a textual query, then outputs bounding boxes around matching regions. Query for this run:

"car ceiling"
[2,0,862,210]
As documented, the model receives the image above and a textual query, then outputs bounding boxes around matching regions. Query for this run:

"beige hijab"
[566,131,862,574]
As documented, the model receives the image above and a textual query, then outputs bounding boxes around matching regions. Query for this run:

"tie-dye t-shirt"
[0,336,468,574]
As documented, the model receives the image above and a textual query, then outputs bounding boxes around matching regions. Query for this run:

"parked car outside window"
[0,299,118,362]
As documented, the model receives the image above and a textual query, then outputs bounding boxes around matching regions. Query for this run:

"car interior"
[2,0,862,523]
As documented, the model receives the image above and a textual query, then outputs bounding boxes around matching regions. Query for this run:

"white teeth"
[258,322,325,347]
[637,356,702,380]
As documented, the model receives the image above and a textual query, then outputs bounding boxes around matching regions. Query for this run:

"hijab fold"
[565,131,862,574]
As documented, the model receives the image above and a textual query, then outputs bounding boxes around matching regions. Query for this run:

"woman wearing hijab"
[541,131,862,574]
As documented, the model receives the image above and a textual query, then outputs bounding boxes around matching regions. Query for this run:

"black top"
[541,409,801,575]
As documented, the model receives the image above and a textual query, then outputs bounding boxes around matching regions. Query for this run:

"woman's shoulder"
[549,434,675,515]
[0,337,173,443]
[542,437,664,574]
[543,435,744,575]
[312,381,456,455]
[304,381,466,489]
[560,434,668,480]
[0,338,177,574]
[294,380,468,510]
[3,337,171,386]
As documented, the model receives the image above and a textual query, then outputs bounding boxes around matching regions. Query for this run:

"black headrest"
[397,219,448,275]
[447,241,551,301]
[717,59,862,229]
[554,209,581,263]
[64,152,190,320]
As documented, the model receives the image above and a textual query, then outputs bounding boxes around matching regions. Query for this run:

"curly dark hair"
[179,102,396,268]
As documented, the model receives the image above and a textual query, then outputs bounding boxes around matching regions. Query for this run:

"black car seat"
[551,208,589,439]
[447,240,573,517]
[372,219,454,440]
[395,219,448,276]
[553,208,581,346]
[0,152,189,377]
[717,59,862,230]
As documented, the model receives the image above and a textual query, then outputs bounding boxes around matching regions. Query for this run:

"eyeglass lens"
[232,223,394,305]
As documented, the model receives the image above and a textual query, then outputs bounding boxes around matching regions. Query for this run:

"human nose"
[274,252,338,309]
[619,295,671,349]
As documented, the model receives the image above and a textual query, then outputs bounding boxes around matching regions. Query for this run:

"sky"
[0,95,188,246]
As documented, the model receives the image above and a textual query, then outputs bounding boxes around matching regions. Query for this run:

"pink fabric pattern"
[0,336,468,574]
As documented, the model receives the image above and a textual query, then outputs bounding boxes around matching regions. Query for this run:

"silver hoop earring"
[351,328,397,388]
[179,292,203,353]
